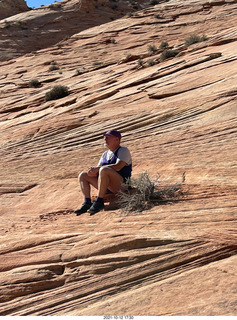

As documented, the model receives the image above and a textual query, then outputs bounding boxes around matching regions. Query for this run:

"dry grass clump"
[148,44,158,55]
[117,172,185,212]
[185,34,208,47]
[160,49,179,62]
[159,41,169,50]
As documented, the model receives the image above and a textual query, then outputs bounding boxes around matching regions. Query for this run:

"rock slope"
[0,0,152,61]
[0,0,237,316]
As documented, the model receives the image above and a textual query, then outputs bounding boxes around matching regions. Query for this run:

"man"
[74,129,132,216]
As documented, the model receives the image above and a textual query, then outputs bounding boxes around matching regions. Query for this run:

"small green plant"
[137,59,144,67]
[185,34,208,47]
[124,53,133,62]
[48,65,60,72]
[159,41,169,49]
[75,69,82,75]
[93,61,103,67]
[45,85,69,101]
[28,79,41,88]
[160,49,179,61]
[3,20,10,28]
[14,21,22,27]
[148,44,158,54]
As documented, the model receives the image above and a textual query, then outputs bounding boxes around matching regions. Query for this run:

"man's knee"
[99,167,123,183]
[78,171,88,181]
[99,166,112,176]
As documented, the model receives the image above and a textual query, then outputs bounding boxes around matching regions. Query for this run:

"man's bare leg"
[79,171,98,198]
[88,167,125,215]
[74,172,98,215]
[98,167,124,198]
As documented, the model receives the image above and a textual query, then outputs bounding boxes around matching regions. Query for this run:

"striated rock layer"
[0,0,237,316]
[0,0,152,61]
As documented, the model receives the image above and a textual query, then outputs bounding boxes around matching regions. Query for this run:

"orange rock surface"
[0,0,236,316]
[0,0,152,61]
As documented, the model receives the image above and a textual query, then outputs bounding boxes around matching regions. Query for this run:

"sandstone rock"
[0,0,237,316]
[0,0,153,62]
[0,0,28,20]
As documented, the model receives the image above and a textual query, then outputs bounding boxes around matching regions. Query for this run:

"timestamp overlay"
[98,316,206,320]
[101,317,180,320]
[103,317,134,320]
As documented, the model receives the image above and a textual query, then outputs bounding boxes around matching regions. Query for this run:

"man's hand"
[87,166,99,177]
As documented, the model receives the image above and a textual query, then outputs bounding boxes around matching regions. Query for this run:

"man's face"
[104,135,120,150]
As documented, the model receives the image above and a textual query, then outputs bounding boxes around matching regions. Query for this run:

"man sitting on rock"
[74,129,132,216]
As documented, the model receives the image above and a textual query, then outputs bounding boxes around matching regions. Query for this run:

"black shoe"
[87,201,105,216]
[74,203,91,216]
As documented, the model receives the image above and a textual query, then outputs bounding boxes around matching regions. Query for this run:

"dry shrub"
[29,79,41,88]
[48,65,60,72]
[45,85,69,101]
[159,41,169,49]
[160,49,179,62]
[185,34,208,47]
[117,172,185,212]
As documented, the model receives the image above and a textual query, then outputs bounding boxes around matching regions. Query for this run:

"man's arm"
[87,160,127,177]
[105,160,127,172]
